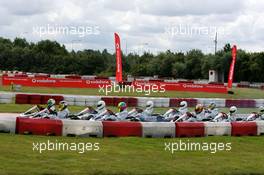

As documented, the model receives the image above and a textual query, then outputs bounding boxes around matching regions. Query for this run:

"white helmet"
[229,106,237,114]
[146,101,154,109]
[259,106,264,113]
[179,101,187,109]
[97,100,106,111]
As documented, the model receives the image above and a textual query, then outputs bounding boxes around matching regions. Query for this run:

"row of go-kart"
[19,99,264,122]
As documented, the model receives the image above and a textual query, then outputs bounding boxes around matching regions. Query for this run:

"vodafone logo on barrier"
[32,79,56,83]
[182,84,203,88]
[85,80,110,84]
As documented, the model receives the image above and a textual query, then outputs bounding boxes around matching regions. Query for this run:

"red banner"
[228,45,237,88]
[2,76,111,88]
[2,76,227,93]
[133,81,227,93]
[114,33,123,83]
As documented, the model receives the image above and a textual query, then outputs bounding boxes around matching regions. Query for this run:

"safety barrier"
[15,94,64,104]
[113,97,138,107]
[141,122,175,138]
[29,94,42,104]
[169,98,197,107]
[226,99,256,108]
[101,97,114,106]
[256,121,264,135]
[196,98,226,108]
[63,95,76,105]
[255,99,264,108]
[15,94,29,104]
[7,91,264,107]
[0,114,18,133]
[0,93,13,104]
[204,122,231,136]
[176,122,204,137]
[102,121,142,137]
[16,117,62,136]
[231,122,257,136]
[137,97,170,107]
[62,120,103,137]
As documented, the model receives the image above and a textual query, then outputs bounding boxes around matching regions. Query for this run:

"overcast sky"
[0,0,263,54]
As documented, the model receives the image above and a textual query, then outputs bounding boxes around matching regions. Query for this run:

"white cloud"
[0,0,263,53]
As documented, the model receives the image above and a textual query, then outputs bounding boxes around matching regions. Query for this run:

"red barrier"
[231,122,257,136]
[101,97,114,106]
[3,76,227,93]
[16,117,62,136]
[29,95,42,104]
[41,95,64,104]
[128,97,138,107]
[225,99,256,108]
[113,97,128,106]
[176,122,205,137]
[2,76,111,88]
[102,121,142,137]
[133,80,227,94]
[15,94,29,104]
[169,98,197,107]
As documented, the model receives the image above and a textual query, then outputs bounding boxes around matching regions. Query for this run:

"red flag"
[114,33,123,83]
[227,45,237,88]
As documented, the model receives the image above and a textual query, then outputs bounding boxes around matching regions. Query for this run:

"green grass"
[1,85,264,99]
[0,134,264,175]
[0,103,256,114]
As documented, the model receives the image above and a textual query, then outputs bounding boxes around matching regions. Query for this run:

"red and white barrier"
[231,122,257,136]
[204,122,231,136]
[62,120,103,137]
[141,122,175,138]
[2,114,264,137]
[176,122,205,137]
[16,117,63,136]
[102,121,142,137]
[137,97,170,107]
[0,93,13,104]
[1,91,264,109]
[0,113,18,133]
[256,121,264,136]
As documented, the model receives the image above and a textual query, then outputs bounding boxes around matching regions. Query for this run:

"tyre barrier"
[255,121,264,136]
[176,122,205,137]
[137,97,170,107]
[7,92,264,107]
[0,114,17,133]
[141,122,175,138]
[102,121,142,137]
[226,99,256,108]
[169,98,197,107]
[1,114,264,137]
[16,117,63,136]
[231,122,257,136]
[196,98,226,108]
[0,93,13,104]
[15,94,64,104]
[204,122,231,136]
[62,120,103,137]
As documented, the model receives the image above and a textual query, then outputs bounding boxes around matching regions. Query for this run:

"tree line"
[0,37,263,82]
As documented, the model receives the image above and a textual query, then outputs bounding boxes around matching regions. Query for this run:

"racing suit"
[116,109,129,121]
[57,108,70,119]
